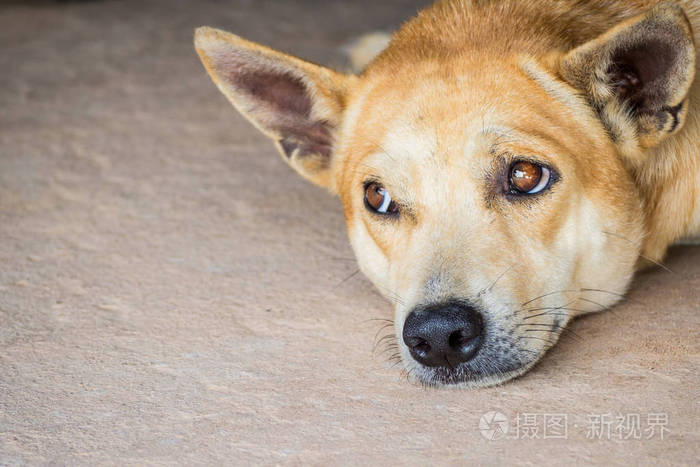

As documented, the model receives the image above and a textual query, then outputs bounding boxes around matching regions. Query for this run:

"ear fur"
[559,1,696,165]
[194,27,354,190]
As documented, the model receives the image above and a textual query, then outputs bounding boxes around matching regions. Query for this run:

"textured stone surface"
[0,0,698,464]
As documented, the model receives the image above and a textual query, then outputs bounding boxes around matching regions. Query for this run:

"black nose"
[402,301,483,368]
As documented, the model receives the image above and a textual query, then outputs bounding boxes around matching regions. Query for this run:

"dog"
[194,0,699,387]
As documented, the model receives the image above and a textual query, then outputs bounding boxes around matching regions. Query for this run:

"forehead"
[337,54,625,196]
[341,59,576,180]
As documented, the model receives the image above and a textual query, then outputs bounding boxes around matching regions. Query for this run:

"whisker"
[602,231,674,273]
[576,296,609,310]
[520,287,642,320]
[389,359,404,369]
[518,335,557,346]
[524,295,578,313]
[521,326,582,342]
[359,318,394,324]
[373,333,396,351]
[372,323,394,347]
[334,269,360,288]
[478,263,516,297]
[376,345,400,359]
[579,287,642,305]
[375,285,407,306]
[521,289,577,307]
[518,322,564,327]
[521,311,570,320]
[387,360,402,369]
[524,305,570,313]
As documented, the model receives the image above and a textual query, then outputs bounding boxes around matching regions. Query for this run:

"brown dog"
[194,0,699,387]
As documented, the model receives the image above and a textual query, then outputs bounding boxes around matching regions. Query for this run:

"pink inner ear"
[233,68,313,118]
[608,39,678,115]
[214,51,335,160]
[278,119,333,160]
[214,50,314,119]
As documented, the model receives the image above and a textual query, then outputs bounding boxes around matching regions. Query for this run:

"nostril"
[405,337,432,358]
[448,328,478,352]
[414,340,431,357]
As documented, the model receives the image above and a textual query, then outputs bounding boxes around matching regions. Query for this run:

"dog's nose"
[402,302,483,367]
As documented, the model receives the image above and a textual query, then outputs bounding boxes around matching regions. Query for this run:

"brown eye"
[509,161,551,194]
[364,182,398,215]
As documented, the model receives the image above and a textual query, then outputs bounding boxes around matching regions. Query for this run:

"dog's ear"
[558,2,695,165]
[194,27,354,190]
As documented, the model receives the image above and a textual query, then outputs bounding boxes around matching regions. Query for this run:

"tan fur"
[195,0,699,387]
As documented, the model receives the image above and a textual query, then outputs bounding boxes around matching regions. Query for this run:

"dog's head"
[194,2,695,387]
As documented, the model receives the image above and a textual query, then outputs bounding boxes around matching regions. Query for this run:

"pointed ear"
[194,27,354,190]
[558,2,695,164]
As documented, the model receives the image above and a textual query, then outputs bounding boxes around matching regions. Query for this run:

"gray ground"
[0,0,698,465]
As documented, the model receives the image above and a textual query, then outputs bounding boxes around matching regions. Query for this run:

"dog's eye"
[509,161,551,194]
[364,182,399,215]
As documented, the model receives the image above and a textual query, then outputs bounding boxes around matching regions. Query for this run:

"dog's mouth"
[400,333,542,388]
[402,341,542,388]
[392,301,558,387]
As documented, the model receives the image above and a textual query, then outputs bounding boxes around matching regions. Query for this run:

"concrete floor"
[0,0,698,464]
